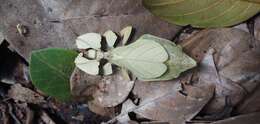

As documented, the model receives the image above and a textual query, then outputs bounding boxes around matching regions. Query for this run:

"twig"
[7,103,22,124]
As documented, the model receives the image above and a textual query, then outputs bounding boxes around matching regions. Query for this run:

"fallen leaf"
[70,68,135,107]
[0,0,181,60]
[92,70,135,107]
[112,80,214,123]
[87,101,117,118]
[199,49,246,114]
[211,112,260,124]
[8,84,45,104]
[0,42,30,86]
[70,68,101,102]
[182,28,260,114]
[236,85,260,114]
[254,16,260,40]
[143,0,260,27]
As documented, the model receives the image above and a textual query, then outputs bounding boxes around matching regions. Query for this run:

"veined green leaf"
[76,33,102,49]
[143,0,260,28]
[110,39,169,79]
[75,53,100,75]
[136,35,197,81]
[30,48,77,101]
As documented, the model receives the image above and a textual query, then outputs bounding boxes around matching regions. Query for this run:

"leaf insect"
[75,26,196,81]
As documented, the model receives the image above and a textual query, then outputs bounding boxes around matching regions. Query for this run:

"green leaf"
[143,0,260,28]
[138,35,197,81]
[30,48,78,101]
[110,39,169,79]
[243,0,260,3]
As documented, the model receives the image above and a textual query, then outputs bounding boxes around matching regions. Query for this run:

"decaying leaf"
[92,70,135,107]
[211,112,260,124]
[199,49,246,114]
[70,68,135,107]
[87,101,117,118]
[8,84,45,104]
[0,42,30,86]
[181,28,260,114]
[30,48,78,101]
[70,68,101,101]
[0,0,180,60]
[236,85,260,114]
[111,80,214,123]
[143,0,260,27]
[254,16,260,40]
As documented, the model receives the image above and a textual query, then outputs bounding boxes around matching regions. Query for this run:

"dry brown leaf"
[92,71,135,107]
[211,112,260,124]
[113,80,215,124]
[70,68,135,107]
[0,0,180,60]
[236,85,260,114]
[181,28,260,114]
[199,49,246,114]
[8,84,45,104]
[255,16,260,40]
[87,102,117,118]
[70,68,102,102]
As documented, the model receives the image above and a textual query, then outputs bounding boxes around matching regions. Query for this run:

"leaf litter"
[0,0,260,123]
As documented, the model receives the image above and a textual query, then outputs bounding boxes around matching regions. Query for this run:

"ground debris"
[8,84,45,104]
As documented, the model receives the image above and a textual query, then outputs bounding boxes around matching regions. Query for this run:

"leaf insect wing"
[104,30,118,49]
[75,53,100,75]
[76,33,102,50]
[120,26,133,46]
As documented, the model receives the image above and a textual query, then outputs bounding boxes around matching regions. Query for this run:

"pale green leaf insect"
[75,27,196,81]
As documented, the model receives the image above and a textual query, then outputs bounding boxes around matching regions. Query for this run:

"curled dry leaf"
[113,80,215,123]
[8,84,45,104]
[211,112,260,124]
[70,68,135,107]
[182,28,260,114]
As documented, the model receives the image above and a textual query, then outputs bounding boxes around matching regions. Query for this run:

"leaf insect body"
[75,26,196,81]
